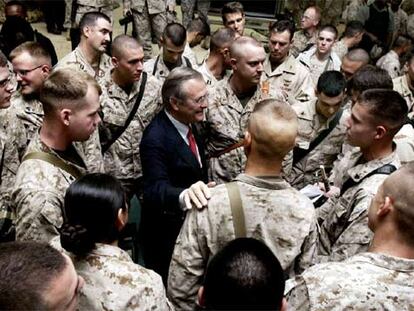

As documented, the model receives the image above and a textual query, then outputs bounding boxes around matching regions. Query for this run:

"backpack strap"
[293,108,343,165]
[101,72,147,153]
[225,182,246,238]
[152,56,160,75]
[184,56,192,68]
[22,151,83,179]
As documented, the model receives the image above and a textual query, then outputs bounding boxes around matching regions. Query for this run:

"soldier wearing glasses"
[0,50,26,242]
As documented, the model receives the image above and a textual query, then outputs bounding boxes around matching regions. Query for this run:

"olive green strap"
[225,182,246,238]
[22,152,83,179]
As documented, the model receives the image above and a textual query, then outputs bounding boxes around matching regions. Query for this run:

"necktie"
[187,127,198,158]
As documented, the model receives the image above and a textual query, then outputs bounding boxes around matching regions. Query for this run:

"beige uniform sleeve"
[167,208,209,311]
[285,277,312,311]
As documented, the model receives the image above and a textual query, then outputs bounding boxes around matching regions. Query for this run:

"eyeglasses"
[0,76,11,88]
[14,64,43,77]
[191,93,209,105]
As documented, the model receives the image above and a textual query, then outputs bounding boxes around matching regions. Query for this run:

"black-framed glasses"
[0,76,11,88]
[14,65,43,77]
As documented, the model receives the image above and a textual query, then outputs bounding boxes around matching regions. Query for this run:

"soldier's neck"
[206,54,225,79]
[369,227,414,260]
[40,121,71,151]
[112,71,133,94]
[230,75,257,97]
[360,141,393,162]
[79,42,102,69]
[245,154,282,177]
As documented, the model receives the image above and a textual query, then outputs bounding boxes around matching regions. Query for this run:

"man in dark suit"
[140,67,209,283]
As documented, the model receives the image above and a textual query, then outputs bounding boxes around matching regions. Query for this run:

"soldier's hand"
[184,181,216,210]
[317,182,340,198]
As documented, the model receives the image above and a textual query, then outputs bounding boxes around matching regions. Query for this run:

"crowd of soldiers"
[0,0,414,310]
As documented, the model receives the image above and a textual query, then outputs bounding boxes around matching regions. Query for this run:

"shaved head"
[247,99,297,159]
[230,36,263,59]
[111,35,142,59]
[382,163,414,246]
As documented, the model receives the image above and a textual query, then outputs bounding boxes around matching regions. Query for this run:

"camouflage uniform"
[393,7,408,38]
[285,252,414,310]
[394,123,414,165]
[332,39,348,61]
[205,77,283,183]
[12,132,88,243]
[74,0,118,27]
[407,13,414,40]
[196,60,217,86]
[100,71,162,195]
[402,0,414,16]
[181,0,210,28]
[143,53,192,82]
[316,0,347,26]
[183,43,198,67]
[298,47,342,86]
[75,243,173,310]
[393,73,414,111]
[286,99,349,190]
[290,30,317,58]
[342,0,365,23]
[55,47,112,86]
[168,174,318,311]
[376,50,401,79]
[262,54,314,106]
[124,0,169,60]
[0,108,26,241]
[9,92,43,145]
[317,148,400,263]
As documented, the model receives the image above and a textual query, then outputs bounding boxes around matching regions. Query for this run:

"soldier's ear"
[111,56,119,67]
[61,108,71,126]
[230,57,237,70]
[115,207,128,232]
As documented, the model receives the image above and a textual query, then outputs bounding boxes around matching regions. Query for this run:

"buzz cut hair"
[0,51,8,68]
[210,28,238,52]
[9,41,52,66]
[40,67,101,115]
[79,11,111,32]
[269,20,295,41]
[163,22,187,47]
[319,24,338,40]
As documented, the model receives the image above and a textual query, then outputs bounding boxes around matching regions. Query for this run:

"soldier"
[200,238,287,311]
[12,67,101,244]
[9,42,52,144]
[355,0,395,54]
[286,163,414,310]
[0,51,26,242]
[332,20,365,61]
[56,11,111,173]
[317,89,406,263]
[390,0,408,45]
[221,1,245,36]
[168,99,318,311]
[342,0,366,23]
[376,35,412,79]
[60,173,173,310]
[99,35,162,200]
[298,25,342,86]
[290,6,321,57]
[340,48,370,81]
[143,23,192,83]
[263,20,314,106]
[0,242,84,310]
[183,17,211,66]
[181,0,210,29]
[408,13,414,41]
[70,0,118,49]
[122,0,174,60]
[393,52,414,111]
[204,36,283,183]
[57,11,112,86]
[287,71,347,190]
[316,0,347,26]
[196,28,237,86]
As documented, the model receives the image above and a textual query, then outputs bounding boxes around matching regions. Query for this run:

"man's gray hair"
[162,67,203,107]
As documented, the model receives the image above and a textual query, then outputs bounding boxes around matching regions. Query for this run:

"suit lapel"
[160,111,201,169]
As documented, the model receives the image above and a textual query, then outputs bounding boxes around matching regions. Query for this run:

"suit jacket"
[140,110,208,280]
[140,109,208,219]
